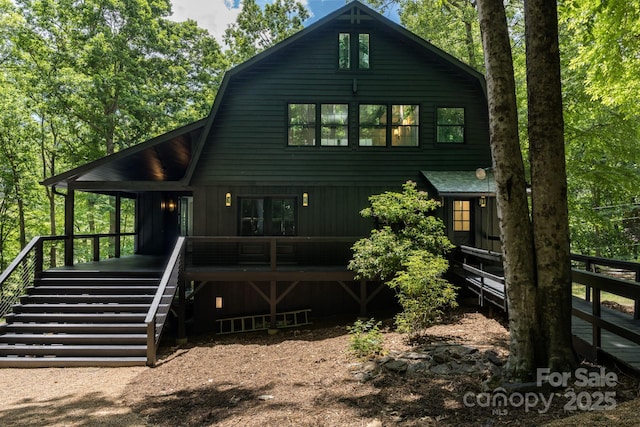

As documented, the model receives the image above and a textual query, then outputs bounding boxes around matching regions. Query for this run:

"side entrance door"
[451,199,474,247]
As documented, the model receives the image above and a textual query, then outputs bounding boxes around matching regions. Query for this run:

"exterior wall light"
[225,192,232,207]
[161,199,176,212]
[215,296,223,309]
[302,192,309,207]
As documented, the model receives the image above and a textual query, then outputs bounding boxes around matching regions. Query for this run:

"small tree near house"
[348,181,457,334]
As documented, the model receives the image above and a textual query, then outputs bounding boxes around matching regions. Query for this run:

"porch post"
[177,278,187,344]
[114,194,121,258]
[269,280,277,331]
[64,187,75,267]
[359,279,367,317]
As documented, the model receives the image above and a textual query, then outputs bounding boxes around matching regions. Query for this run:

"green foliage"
[390,252,457,333]
[558,2,640,259]
[368,0,483,71]
[347,318,385,359]
[349,181,456,334]
[223,0,309,67]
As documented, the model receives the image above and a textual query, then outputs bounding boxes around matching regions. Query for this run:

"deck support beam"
[177,278,187,344]
[360,280,367,317]
[269,280,277,329]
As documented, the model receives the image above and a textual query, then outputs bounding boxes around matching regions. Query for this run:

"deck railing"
[185,236,358,269]
[0,233,137,320]
[456,245,640,367]
[0,237,43,319]
[145,236,185,366]
[571,253,640,319]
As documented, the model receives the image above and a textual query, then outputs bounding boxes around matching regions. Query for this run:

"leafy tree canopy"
[223,0,309,67]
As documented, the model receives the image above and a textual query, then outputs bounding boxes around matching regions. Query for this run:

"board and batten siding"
[192,184,394,237]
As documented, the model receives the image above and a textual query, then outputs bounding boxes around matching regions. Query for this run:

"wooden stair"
[0,270,161,367]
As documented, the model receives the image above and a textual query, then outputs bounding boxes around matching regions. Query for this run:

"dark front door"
[239,197,297,263]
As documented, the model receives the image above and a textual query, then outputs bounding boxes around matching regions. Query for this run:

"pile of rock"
[350,343,505,388]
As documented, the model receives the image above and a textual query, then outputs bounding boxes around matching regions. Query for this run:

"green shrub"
[347,318,385,359]
[349,181,457,335]
[389,252,458,334]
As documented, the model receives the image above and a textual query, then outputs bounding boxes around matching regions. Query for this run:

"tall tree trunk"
[476,0,538,380]
[525,0,576,372]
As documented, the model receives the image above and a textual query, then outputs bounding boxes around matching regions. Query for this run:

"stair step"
[21,295,155,304]
[27,286,158,295]
[35,277,160,286]
[0,333,146,345]
[12,303,156,313]
[4,323,146,334]
[0,344,147,357]
[0,356,147,368]
[40,271,160,280]
[5,313,148,323]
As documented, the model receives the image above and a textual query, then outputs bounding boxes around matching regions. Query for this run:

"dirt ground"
[1,304,639,426]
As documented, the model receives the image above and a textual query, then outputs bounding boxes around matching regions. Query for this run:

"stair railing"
[0,237,43,319]
[145,236,185,366]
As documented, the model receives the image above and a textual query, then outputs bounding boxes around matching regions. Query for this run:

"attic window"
[338,32,370,70]
[338,33,351,69]
[358,34,370,69]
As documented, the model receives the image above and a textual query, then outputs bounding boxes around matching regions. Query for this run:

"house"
[0,1,496,366]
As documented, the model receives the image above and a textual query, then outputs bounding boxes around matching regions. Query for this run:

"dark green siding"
[193,184,394,237]
[190,18,490,188]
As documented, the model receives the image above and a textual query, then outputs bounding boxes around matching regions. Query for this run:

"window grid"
[437,107,465,143]
[453,200,471,232]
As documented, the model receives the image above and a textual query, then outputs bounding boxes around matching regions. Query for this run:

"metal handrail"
[0,237,42,318]
[145,236,185,366]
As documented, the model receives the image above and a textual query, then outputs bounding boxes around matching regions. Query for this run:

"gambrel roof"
[43,1,486,192]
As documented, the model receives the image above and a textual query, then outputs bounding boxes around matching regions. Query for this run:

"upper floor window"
[359,104,387,146]
[392,105,419,146]
[359,104,419,147]
[288,103,348,147]
[321,104,349,146]
[338,32,370,70]
[437,107,465,143]
[288,103,316,146]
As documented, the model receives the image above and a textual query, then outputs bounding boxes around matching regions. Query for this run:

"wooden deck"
[50,255,166,274]
[454,245,640,373]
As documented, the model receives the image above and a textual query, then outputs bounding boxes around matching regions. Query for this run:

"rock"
[257,395,274,401]
[431,348,450,364]
[402,351,430,360]
[366,420,383,427]
[430,363,452,375]
[484,350,504,366]
[449,345,478,359]
[383,359,408,373]
[354,371,376,382]
[406,361,430,377]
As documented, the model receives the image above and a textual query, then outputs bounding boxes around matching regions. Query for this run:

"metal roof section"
[421,170,496,197]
